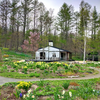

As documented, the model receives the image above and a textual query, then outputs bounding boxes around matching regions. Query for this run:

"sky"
[38,0,100,16]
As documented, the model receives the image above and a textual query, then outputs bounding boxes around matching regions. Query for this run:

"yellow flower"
[61,96,64,98]
[17,61,19,63]
[24,66,27,68]
[15,85,18,89]
[32,95,35,98]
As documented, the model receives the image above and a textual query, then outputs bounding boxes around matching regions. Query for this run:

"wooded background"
[0,0,100,60]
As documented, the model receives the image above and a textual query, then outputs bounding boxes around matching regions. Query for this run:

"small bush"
[0,68,3,73]
[38,79,44,87]
[69,64,74,68]
[40,66,45,70]
[2,48,9,51]
[65,65,68,69]
[29,73,35,77]
[35,73,40,77]
[62,82,69,89]
[44,70,49,74]
[10,69,15,72]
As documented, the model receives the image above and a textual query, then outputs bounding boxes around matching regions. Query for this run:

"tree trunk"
[22,0,27,44]
[92,55,94,61]
[16,24,19,51]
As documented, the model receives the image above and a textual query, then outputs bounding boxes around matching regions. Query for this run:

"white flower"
[28,89,32,94]
[23,94,26,98]
[69,91,72,97]
[61,96,64,98]
[19,60,25,62]
[62,90,65,95]
[27,94,29,97]
[93,89,95,92]
[58,94,60,98]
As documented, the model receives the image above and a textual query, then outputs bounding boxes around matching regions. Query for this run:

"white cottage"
[35,41,72,61]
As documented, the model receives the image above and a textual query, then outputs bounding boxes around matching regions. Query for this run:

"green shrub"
[69,64,74,68]
[50,70,52,73]
[62,82,69,89]
[10,69,15,72]
[0,68,3,73]
[73,68,79,73]
[29,73,35,77]
[64,65,68,69]
[38,79,44,87]
[44,70,49,74]
[35,73,40,77]
[2,48,9,51]
[40,66,45,70]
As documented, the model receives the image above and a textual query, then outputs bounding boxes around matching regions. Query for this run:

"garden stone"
[68,75,79,78]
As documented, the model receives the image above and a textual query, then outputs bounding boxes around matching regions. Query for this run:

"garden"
[1,78,100,100]
[1,50,100,99]
[0,59,99,79]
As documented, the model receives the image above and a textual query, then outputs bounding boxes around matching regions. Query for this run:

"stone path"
[0,67,100,85]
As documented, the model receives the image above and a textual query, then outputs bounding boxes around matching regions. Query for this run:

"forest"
[0,0,100,60]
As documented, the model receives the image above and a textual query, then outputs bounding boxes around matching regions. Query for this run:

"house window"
[40,52,45,59]
[52,53,56,57]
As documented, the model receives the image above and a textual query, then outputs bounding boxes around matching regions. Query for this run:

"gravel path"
[0,67,100,85]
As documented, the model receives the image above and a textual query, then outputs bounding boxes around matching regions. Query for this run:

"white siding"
[35,46,64,60]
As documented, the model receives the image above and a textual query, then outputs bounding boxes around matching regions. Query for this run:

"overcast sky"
[38,0,100,16]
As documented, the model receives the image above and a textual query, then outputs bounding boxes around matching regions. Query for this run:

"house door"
[61,52,65,60]
[40,52,45,59]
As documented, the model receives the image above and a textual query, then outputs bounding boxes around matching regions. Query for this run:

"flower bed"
[0,61,97,79]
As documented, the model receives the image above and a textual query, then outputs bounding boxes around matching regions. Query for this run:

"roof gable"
[37,46,71,53]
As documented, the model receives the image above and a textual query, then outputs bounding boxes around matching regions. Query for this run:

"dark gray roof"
[50,46,72,53]
[38,46,72,53]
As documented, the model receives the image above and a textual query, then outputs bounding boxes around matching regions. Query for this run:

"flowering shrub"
[17,81,32,91]
[35,62,44,68]
[22,66,27,74]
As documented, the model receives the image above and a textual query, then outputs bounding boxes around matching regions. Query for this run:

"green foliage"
[2,48,9,51]
[62,82,69,89]
[34,73,40,77]
[72,56,83,61]
[38,79,45,87]
[1,78,100,99]
[29,73,35,77]
[22,66,27,74]
[13,89,21,98]
[10,69,15,72]
[0,50,2,62]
